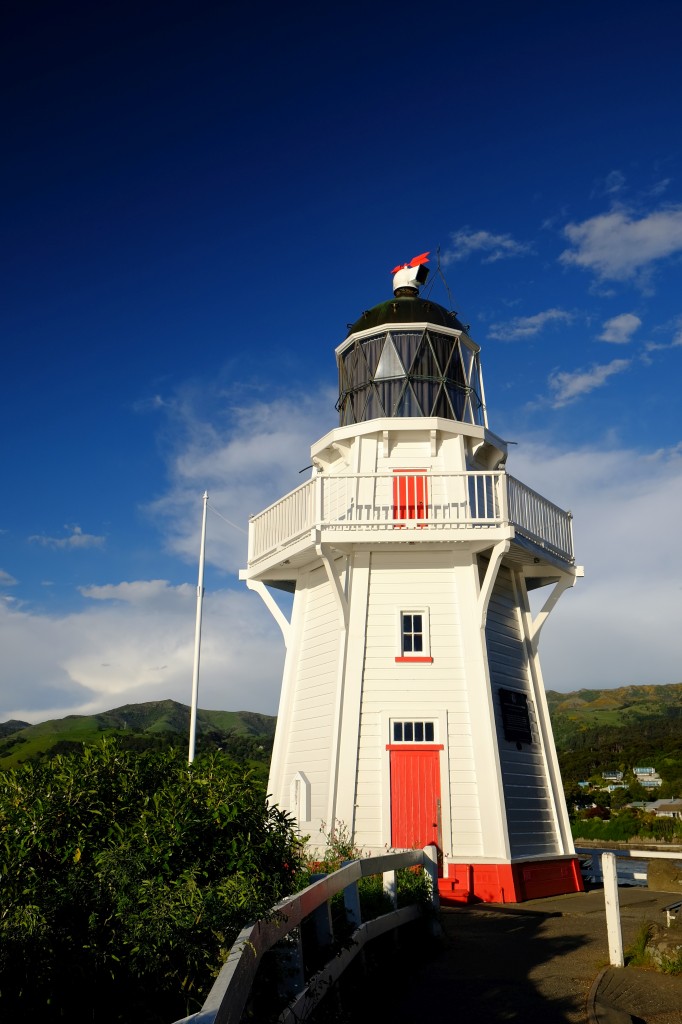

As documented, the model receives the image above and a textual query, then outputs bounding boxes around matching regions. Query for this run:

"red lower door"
[388,745,442,850]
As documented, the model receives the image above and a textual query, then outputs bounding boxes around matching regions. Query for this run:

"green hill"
[3,683,681,789]
[546,683,682,793]
[547,682,682,742]
[0,700,276,768]
[0,719,30,739]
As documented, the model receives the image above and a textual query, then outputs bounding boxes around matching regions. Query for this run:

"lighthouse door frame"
[380,709,451,861]
[387,742,444,851]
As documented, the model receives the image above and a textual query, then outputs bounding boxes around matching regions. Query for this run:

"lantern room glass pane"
[396,383,420,417]
[432,386,450,418]
[460,343,475,380]
[353,345,372,387]
[391,331,423,375]
[448,347,467,388]
[411,378,438,415]
[375,379,405,415]
[375,336,404,379]
[362,334,386,376]
[411,336,440,380]
[428,331,455,376]
[446,384,467,421]
[363,385,384,420]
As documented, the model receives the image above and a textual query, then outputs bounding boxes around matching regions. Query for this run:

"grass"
[659,950,682,975]
[624,921,682,975]
[625,921,654,967]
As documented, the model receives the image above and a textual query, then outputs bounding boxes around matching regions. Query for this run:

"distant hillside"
[547,683,682,743]
[0,700,276,768]
[0,719,30,739]
[547,683,682,791]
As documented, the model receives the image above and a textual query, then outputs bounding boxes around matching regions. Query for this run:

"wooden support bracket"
[316,543,349,630]
[477,540,510,628]
[528,575,576,653]
[245,580,291,648]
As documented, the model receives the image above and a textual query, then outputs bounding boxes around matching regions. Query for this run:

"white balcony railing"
[247,471,574,565]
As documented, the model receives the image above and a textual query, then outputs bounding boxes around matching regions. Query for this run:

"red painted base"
[438,857,584,905]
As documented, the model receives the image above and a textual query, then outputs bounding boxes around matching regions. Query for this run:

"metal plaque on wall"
[499,688,533,745]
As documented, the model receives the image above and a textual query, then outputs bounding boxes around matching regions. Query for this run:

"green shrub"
[302,821,432,925]
[0,739,302,1022]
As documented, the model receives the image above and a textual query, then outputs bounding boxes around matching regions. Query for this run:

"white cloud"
[560,206,682,282]
[591,170,626,198]
[29,525,106,550]
[488,308,573,341]
[441,227,532,265]
[79,580,185,604]
[146,391,335,574]
[510,441,682,692]
[4,394,682,727]
[548,358,630,407]
[1,392,333,724]
[0,582,286,722]
[644,314,682,353]
[0,569,18,587]
[604,170,625,194]
[599,313,641,344]
[649,178,671,198]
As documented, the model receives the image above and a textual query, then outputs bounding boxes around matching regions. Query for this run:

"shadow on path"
[307,905,602,1024]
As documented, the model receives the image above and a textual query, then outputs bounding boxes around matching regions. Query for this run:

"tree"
[609,787,631,810]
[0,740,302,1023]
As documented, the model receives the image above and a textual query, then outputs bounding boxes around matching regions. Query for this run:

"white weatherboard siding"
[354,549,479,853]
[485,566,560,858]
[251,410,578,886]
[279,565,339,843]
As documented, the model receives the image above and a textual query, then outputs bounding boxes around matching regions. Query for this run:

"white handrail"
[171,846,439,1024]
[248,471,574,565]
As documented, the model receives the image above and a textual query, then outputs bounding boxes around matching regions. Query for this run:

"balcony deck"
[246,471,574,570]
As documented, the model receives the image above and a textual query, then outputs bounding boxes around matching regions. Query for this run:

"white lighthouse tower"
[240,256,583,902]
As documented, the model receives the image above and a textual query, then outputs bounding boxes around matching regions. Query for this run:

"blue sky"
[2,1,681,722]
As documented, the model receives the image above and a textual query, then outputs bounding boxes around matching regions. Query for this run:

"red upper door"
[392,470,428,526]
[388,745,442,849]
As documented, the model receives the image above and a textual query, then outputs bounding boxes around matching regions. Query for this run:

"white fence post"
[343,876,362,929]
[383,869,398,909]
[602,852,624,967]
[423,845,440,912]
[310,873,334,951]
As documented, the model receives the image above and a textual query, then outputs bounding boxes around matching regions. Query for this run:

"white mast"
[188,490,209,764]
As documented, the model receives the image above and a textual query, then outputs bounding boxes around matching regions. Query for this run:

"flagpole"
[189,490,208,764]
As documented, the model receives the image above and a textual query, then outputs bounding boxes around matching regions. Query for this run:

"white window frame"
[389,718,438,744]
[395,607,432,663]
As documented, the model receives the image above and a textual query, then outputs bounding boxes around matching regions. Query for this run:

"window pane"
[404,722,413,741]
[413,614,422,632]
[393,722,403,742]
[425,722,434,742]
[403,634,413,652]
[413,634,423,652]
[403,614,412,631]
[415,722,424,742]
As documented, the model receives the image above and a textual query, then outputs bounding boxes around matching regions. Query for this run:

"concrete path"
[326,889,682,1024]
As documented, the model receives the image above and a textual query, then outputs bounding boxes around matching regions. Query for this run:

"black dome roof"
[347,295,466,336]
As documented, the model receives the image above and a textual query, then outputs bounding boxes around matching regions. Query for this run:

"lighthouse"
[240,255,583,902]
